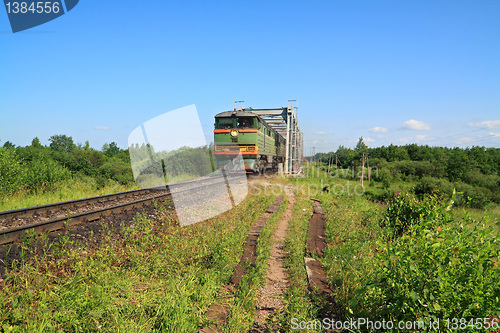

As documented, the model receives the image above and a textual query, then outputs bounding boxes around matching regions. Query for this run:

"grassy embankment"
[0,185,285,332]
[2,163,499,332]
[287,164,500,332]
[0,144,214,212]
[0,178,139,212]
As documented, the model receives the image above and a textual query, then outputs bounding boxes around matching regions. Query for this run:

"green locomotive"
[214,110,286,172]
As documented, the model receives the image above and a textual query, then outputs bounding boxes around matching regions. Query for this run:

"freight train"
[214,110,286,173]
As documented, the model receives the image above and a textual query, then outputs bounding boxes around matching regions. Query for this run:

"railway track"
[0,175,229,245]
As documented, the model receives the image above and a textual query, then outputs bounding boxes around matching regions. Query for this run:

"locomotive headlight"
[230,129,239,137]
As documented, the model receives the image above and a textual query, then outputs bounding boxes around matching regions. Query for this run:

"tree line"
[0,135,216,196]
[311,138,500,208]
[0,135,133,195]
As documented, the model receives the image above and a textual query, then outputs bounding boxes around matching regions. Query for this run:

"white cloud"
[94,126,109,131]
[363,137,375,142]
[468,120,500,129]
[416,135,432,141]
[369,126,388,133]
[316,131,326,135]
[455,137,474,144]
[398,135,432,144]
[312,140,320,144]
[489,132,500,137]
[402,119,431,131]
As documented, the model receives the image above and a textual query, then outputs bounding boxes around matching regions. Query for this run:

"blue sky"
[1,0,499,153]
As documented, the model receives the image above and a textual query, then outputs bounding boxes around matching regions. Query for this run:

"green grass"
[318,190,500,332]
[0,177,138,212]
[4,164,498,332]
[0,171,229,213]
[258,169,386,331]
[282,165,385,324]
[276,183,323,332]
[224,188,288,331]
[297,164,500,332]
[320,191,384,319]
[455,204,500,229]
[0,187,276,332]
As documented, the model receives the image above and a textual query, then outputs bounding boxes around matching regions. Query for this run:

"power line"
[452,133,500,146]
[423,128,484,143]
[403,128,499,147]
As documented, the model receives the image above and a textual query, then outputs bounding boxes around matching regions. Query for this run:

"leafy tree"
[445,148,469,182]
[335,145,355,167]
[2,141,15,149]
[49,134,75,153]
[31,137,43,148]
[355,137,367,153]
[102,142,120,157]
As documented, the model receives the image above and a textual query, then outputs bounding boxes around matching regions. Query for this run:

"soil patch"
[306,201,327,257]
[304,200,340,323]
[200,195,285,333]
[250,185,295,332]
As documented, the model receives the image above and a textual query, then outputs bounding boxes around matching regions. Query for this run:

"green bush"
[364,188,394,203]
[24,159,71,192]
[0,148,24,194]
[454,182,492,209]
[379,191,443,238]
[374,168,393,186]
[415,176,454,199]
[371,195,500,325]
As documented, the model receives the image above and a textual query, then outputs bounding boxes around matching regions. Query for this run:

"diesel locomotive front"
[213,110,285,173]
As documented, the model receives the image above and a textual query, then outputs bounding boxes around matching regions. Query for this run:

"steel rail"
[0,175,224,224]
[0,175,232,245]
[0,192,172,245]
[0,188,163,223]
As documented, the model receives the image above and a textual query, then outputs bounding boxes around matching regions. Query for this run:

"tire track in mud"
[250,185,295,332]
[304,199,340,325]
[200,195,285,333]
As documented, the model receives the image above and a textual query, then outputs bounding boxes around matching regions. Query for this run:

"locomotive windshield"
[216,118,234,129]
[237,117,255,128]
[216,116,256,129]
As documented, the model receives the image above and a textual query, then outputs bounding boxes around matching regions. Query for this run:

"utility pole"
[312,146,316,165]
[361,152,365,187]
[360,152,370,185]
[367,154,370,181]
[309,147,313,177]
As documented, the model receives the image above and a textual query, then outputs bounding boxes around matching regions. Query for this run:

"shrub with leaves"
[0,148,24,194]
[369,193,500,329]
[379,191,443,238]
